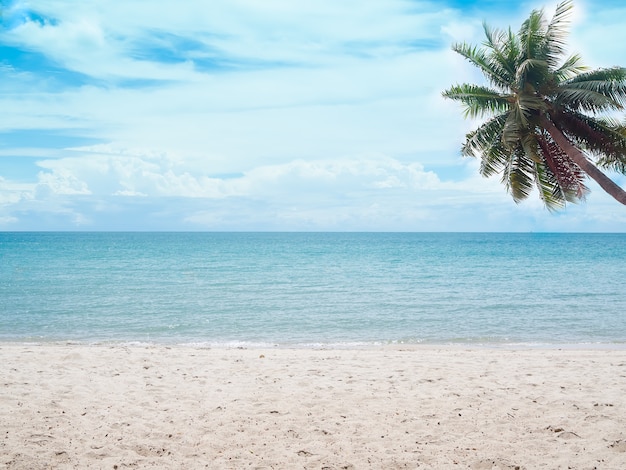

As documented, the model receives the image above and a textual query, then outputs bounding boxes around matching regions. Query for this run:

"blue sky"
[1,0,625,231]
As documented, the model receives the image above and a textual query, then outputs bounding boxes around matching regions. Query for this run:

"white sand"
[1,344,626,469]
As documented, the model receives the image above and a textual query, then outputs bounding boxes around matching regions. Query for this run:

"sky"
[1,0,626,232]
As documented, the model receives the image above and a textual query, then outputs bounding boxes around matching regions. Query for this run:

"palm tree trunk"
[540,115,626,205]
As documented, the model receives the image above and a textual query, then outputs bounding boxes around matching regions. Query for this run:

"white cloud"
[28,149,454,200]
[2,0,454,80]
[0,177,34,205]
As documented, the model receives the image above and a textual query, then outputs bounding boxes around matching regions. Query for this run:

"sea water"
[1,232,625,347]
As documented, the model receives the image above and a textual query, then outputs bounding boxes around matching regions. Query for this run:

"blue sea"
[1,232,625,347]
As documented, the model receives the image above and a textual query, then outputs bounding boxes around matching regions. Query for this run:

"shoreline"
[2,338,626,350]
[2,344,626,468]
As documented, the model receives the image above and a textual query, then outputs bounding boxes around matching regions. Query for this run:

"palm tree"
[443,0,626,208]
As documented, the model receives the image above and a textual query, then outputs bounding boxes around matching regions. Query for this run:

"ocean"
[1,232,625,347]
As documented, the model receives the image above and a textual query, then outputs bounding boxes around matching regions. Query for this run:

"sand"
[1,344,626,469]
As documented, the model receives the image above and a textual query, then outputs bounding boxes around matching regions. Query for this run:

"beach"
[2,345,626,469]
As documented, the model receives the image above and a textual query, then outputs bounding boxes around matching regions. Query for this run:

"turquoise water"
[1,232,625,346]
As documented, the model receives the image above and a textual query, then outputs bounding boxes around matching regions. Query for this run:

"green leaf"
[442,84,510,118]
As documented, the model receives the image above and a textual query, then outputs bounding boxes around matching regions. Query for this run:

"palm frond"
[558,67,626,111]
[461,114,517,180]
[533,161,568,210]
[502,146,535,203]
[442,84,510,118]
[502,101,532,148]
[519,7,547,62]
[451,42,511,91]
[461,113,508,158]
[516,58,549,88]
[504,27,522,66]
[518,90,547,114]
[553,109,626,171]
[553,53,587,82]
[566,67,626,84]
[597,121,626,173]
[543,0,574,69]
[555,87,621,113]
[520,131,542,163]
[482,23,518,86]
[479,142,512,178]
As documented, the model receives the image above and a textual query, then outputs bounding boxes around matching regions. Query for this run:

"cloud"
[2,0,455,80]
[0,0,470,173]
[29,148,453,199]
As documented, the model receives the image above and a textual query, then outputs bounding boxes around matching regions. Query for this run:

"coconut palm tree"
[443,0,626,208]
